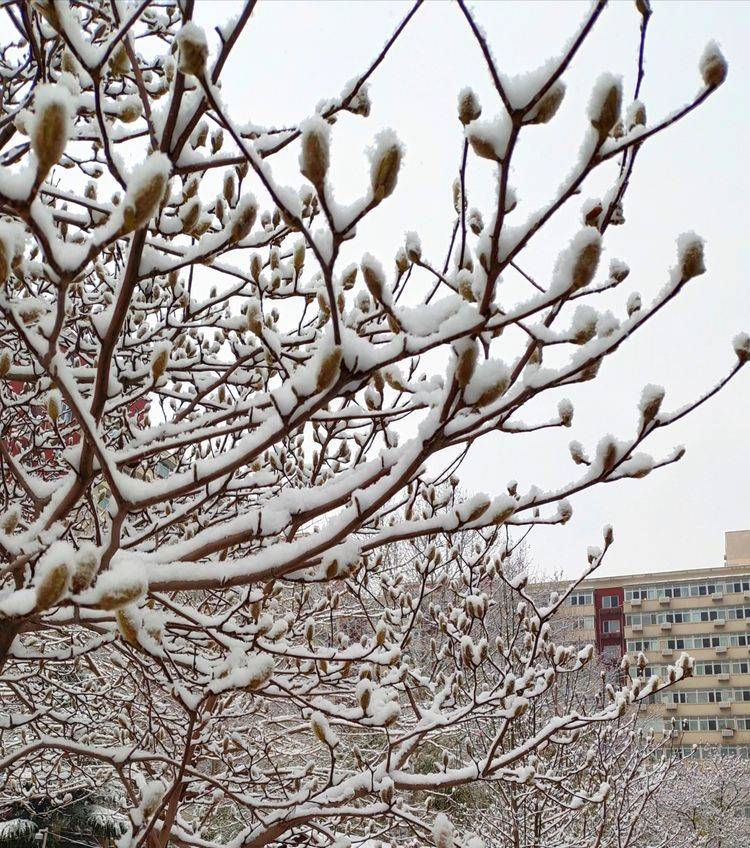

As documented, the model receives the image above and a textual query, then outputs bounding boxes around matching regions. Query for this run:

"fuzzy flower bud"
[229,194,258,243]
[117,606,141,647]
[46,388,61,424]
[676,232,705,281]
[638,384,665,425]
[362,253,387,303]
[454,340,478,389]
[566,229,602,291]
[176,22,208,78]
[0,350,11,379]
[30,85,74,181]
[458,87,482,125]
[588,74,622,143]
[299,117,330,190]
[733,332,750,365]
[369,129,403,202]
[524,81,566,125]
[432,814,454,848]
[122,153,170,234]
[315,347,342,393]
[150,341,171,382]
[699,41,728,89]
[35,561,69,610]
[71,545,99,594]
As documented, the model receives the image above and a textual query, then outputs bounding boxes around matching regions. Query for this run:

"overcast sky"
[191,0,749,581]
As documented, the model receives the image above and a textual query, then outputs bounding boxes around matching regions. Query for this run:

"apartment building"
[561,530,750,757]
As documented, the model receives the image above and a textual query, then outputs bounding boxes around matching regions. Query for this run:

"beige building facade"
[561,531,750,757]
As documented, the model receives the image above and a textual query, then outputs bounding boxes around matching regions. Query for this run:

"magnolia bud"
[98,577,146,611]
[457,88,481,125]
[570,231,602,290]
[341,264,357,289]
[379,780,393,805]
[558,500,573,523]
[0,349,11,379]
[454,341,477,389]
[299,117,330,189]
[46,389,61,423]
[357,679,372,713]
[117,607,141,647]
[558,398,573,427]
[457,270,475,302]
[229,195,258,243]
[293,239,306,272]
[36,562,69,610]
[71,546,99,594]
[176,23,208,78]
[0,507,19,534]
[405,231,421,263]
[180,197,201,233]
[525,81,566,125]
[362,255,386,303]
[468,208,484,235]
[369,130,402,202]
[0,238,9,285]
[250,253,262,282]
[432,817,455,848]
[315,347,342,393]
[31,86,73,180]
[677,233,705,281]
[733,332,750,364]
[150,342,171,381]
[627,100,647,130]
[638,384,665,425]
[246,658,274,690]
[589,76,622,143]
[626,292,641,316]
[122,154,170,233]
[700,42,728,89]
[473,375,508,407]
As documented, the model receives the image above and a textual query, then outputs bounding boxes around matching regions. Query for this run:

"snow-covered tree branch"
[0,2,745,847]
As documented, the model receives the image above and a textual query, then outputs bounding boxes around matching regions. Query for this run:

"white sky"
[193,0,749,580]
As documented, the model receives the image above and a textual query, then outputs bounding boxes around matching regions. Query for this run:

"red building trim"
[594,586,625,663]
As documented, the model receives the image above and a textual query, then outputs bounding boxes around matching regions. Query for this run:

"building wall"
[559,560,750,757]
[593,586,624,661]
[726,529,750,566]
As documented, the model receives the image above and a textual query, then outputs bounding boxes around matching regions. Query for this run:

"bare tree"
[645,753,750,848]
[0,3,745,848]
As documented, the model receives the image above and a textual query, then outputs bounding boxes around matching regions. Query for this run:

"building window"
[569,592,593,606]
[602,595,620,609]
[602,619,621,634]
